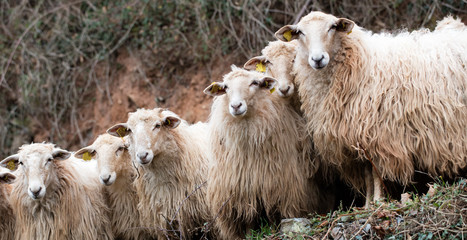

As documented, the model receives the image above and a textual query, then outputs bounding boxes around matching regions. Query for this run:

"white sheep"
[107,108,211,239]
[0,143,114,240]
[244,41,341,205]
[74,133,155,240]
[0,167,16,240]
[204,66,319,239]
[275,11,467,206]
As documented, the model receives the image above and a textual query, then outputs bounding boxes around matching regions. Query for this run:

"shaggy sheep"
[0,167,16,240]
[204,66,319,239]
[0,143,114,240]
[107,108,211,239]
[75,133,154,240]
[244,41,340,205]
[275,11,467,206]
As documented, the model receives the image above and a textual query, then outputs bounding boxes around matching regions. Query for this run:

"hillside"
[1,0,465,155]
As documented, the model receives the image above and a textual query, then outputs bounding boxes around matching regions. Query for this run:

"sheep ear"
[0,172,16,184]
[244,56,268,72]
[74,147,96,161]
[259,77,277,90]
[275,25,300,42]
[0,155,20,171]
[107,123,131,138]
[204,82,226,96]
[336,18,354,34]
[163,116,181,129]
[52,149,71,161]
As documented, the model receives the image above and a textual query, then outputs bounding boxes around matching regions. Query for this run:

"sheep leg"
[372,167,383,202]
[364,166,374,208]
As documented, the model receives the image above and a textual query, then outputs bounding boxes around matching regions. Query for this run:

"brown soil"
[43,49,242,151]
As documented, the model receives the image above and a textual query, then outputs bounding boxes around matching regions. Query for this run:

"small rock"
[396,216,404,225]
[358,218,368,224]
[280,218,311,236]
[364,223,371,233]
[331,226,341,239]
[340,216,351,222]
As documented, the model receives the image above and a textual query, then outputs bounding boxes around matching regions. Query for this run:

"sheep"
[0,143,114,240]
[203,66,319,239]
[0,167,16,240]
[244,41,341,205]
[74,133,154,240]
[107,108,211,239]
[275,11,467,206]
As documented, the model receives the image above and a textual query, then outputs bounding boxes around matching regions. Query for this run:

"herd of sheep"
[1,11,466,240]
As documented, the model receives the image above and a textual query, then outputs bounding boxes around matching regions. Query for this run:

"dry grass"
[251,178,467,239]
[0,0,466,156]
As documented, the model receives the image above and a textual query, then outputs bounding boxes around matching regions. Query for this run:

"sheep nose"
[30,187,42,197]
[279,86,291,95]
[101,175,111,184]
[231,102,242,111]
[312,55,324,63]
[136,152,148,162]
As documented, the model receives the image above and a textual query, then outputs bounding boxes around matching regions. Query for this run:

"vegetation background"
[0,0,466,157]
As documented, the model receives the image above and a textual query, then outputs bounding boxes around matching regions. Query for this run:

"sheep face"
[75,134,128,186]
[107,109,181,166]
[275,11,354,69]
[244,41,297,98]
[0,143,70,200]
[204,67,277,117]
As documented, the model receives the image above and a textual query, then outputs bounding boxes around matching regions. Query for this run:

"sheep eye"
[48,157,53,162]
[117,146,125,152]
[297,30,304,36]
[250,80,259,86]
[154,124,161,130]
[19,162,23,165]
[329,25,337,31]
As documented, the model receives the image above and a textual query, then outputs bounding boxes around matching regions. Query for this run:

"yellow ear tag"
[116,127,126,138]
[6,160,15,171]
[347,30,352,35]
[255,62,266,73]
[83,152,92,161]
[283,30,292,42]
[270,87,276,94]
[167,118,171,125]
[210,83,219,93]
